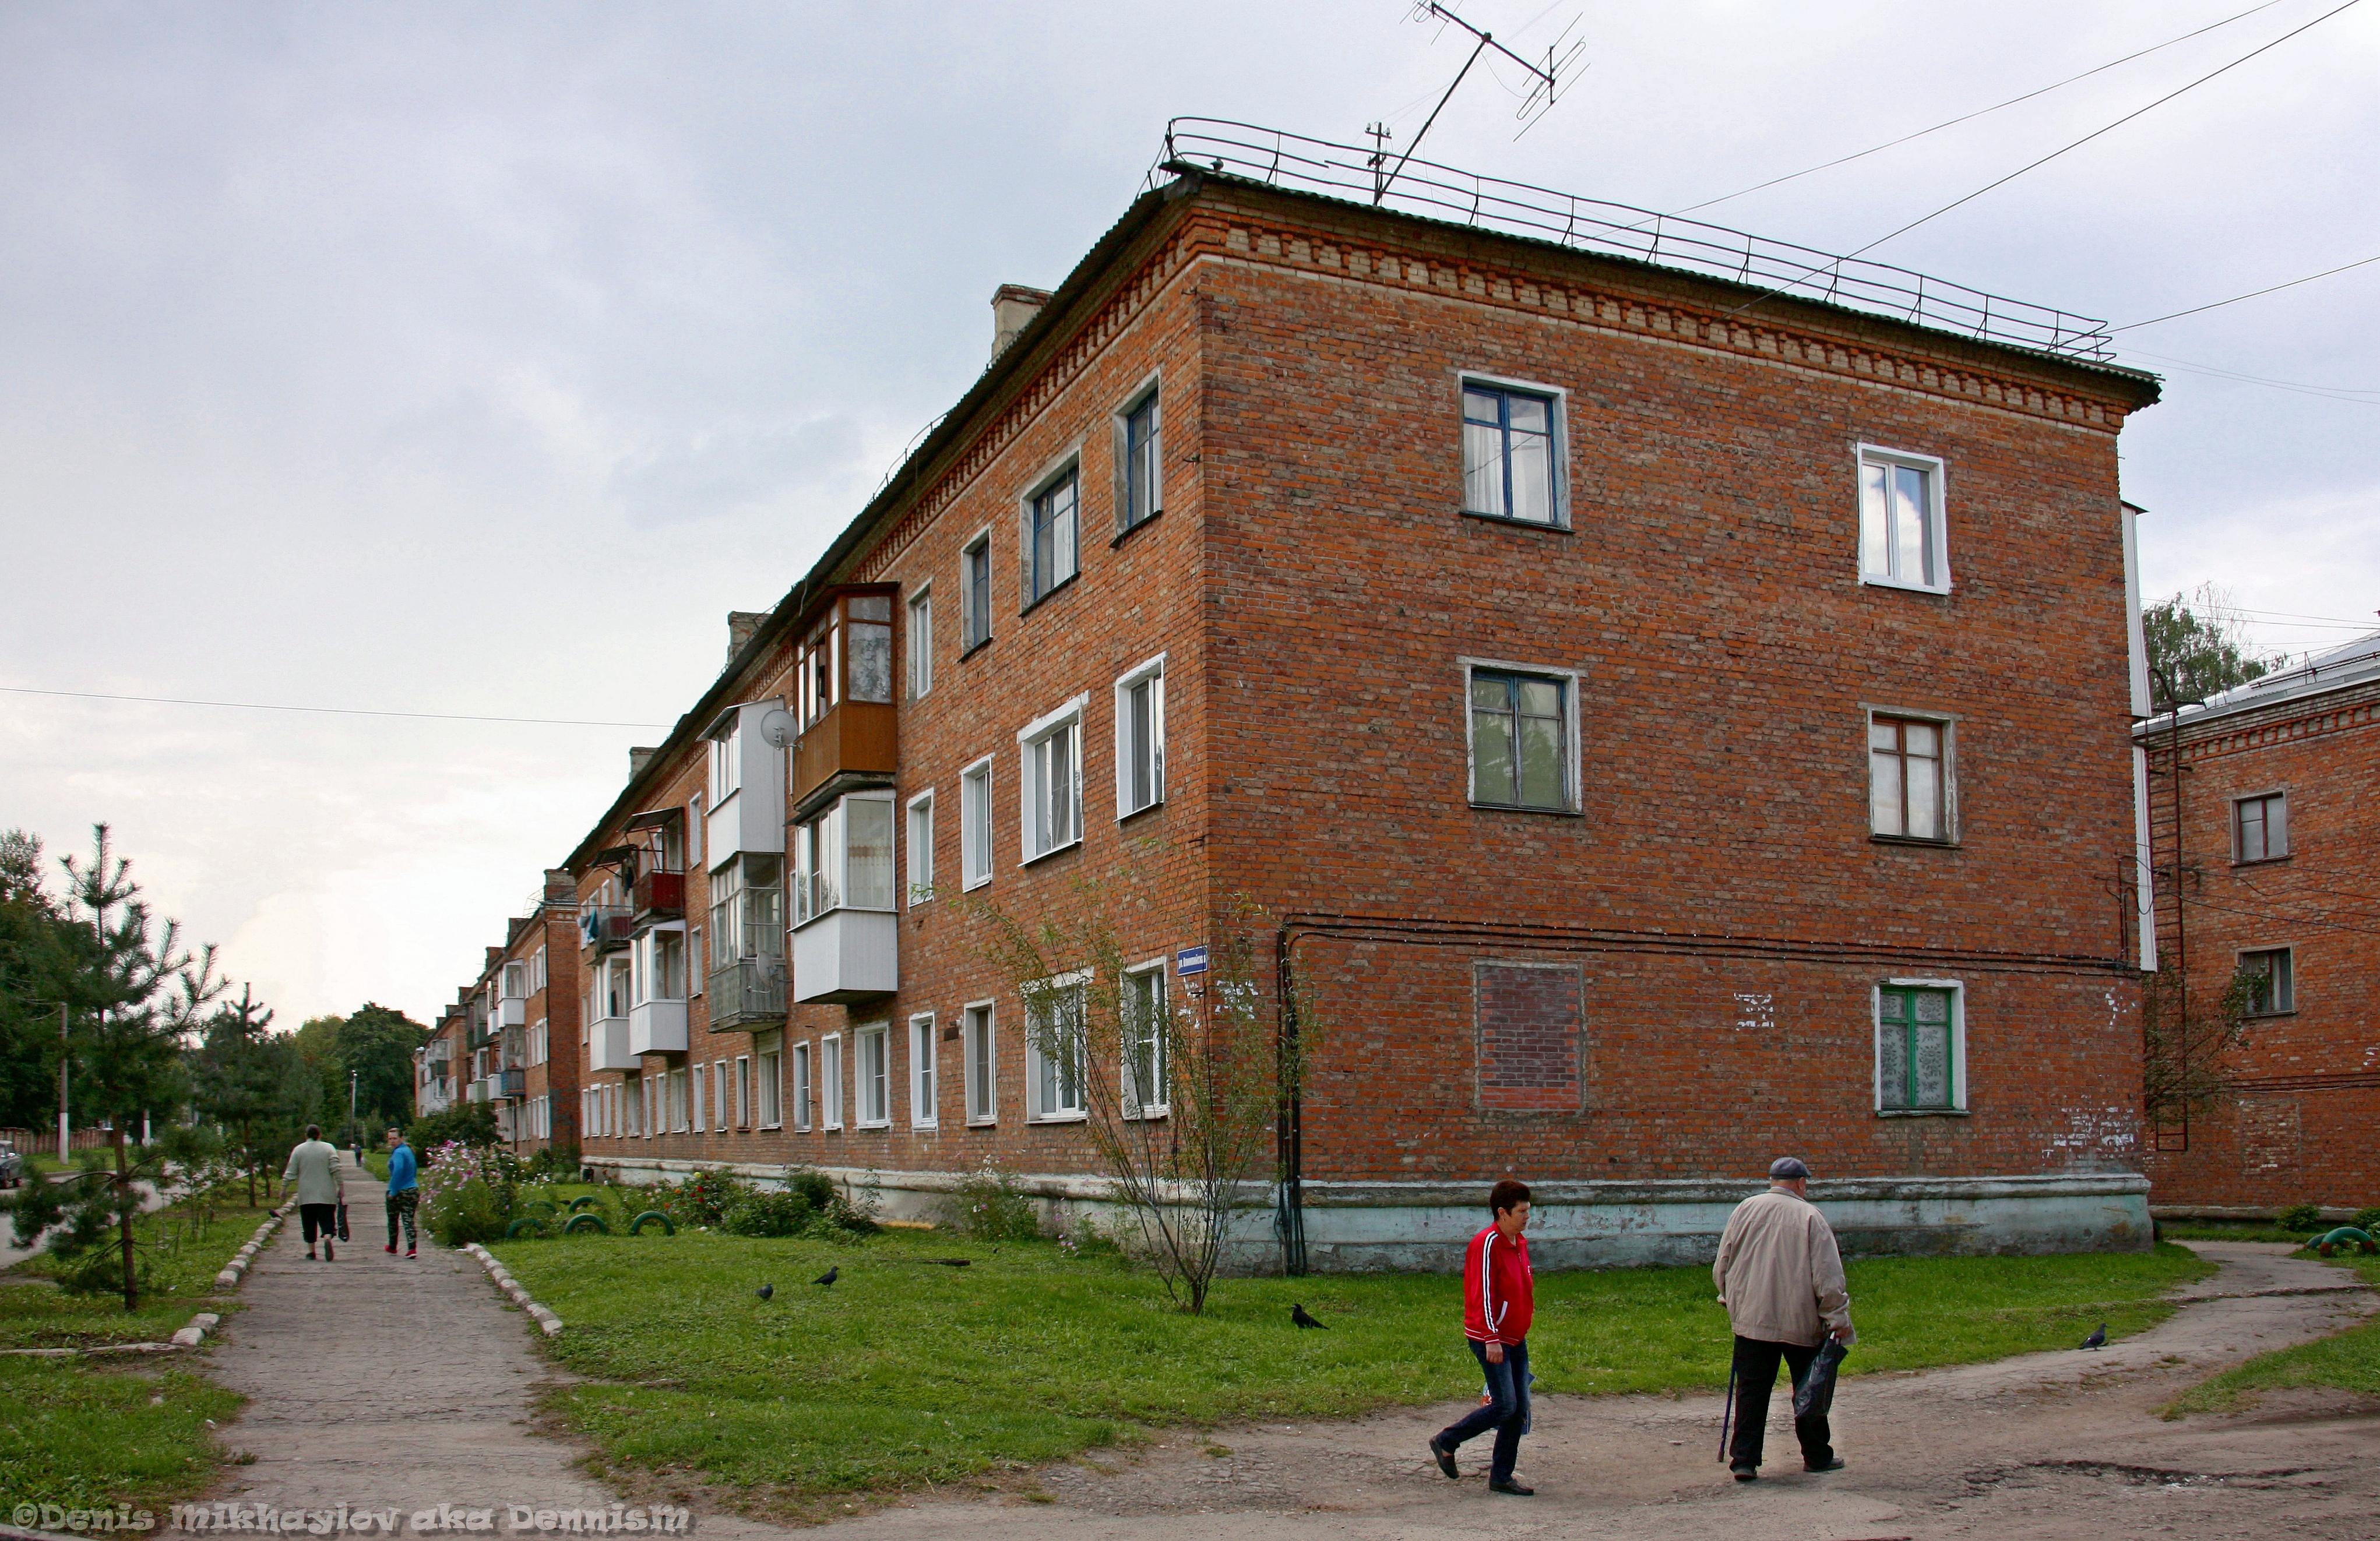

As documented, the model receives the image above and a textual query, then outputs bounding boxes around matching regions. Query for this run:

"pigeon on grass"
[2079,1323,2107,1350]
[815,1265,840,1288]
[1290,1303,1326,1330]
[756,1283,773,1302]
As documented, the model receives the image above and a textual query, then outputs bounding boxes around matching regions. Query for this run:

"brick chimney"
[544,868,576,905]
[629,746,657,780]
[991,284,1052,361]
[726,610,768,668]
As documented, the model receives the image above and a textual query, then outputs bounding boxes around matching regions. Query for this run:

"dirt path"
[836,1241,2378,1541]
[208,1214,2376,1541]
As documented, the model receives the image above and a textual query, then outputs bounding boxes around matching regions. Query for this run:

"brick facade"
[2136,654,2380,1215]
[433,170,2170,1264]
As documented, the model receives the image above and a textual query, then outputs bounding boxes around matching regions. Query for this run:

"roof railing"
[1154,118,2114,362]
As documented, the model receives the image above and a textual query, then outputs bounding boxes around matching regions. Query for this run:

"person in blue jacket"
[383,1129,420,1258]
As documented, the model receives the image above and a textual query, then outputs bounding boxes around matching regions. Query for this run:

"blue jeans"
[1435,1337,1530,1482]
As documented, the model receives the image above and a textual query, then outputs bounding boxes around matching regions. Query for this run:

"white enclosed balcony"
[627,999,687,1056]
[790,790,898,1004]
[792,909,899,1003]
[587,1013,638,1072]
[491,996,526,1027]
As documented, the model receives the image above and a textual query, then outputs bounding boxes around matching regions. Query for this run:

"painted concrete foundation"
[585,1158,2152,1270]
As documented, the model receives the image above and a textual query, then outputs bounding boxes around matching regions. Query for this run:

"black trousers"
[1728,1335,1835,1471]
[299,1203,338,1246]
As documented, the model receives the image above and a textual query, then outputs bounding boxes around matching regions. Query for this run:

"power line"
[1731,0,2364,316]
[2114,252,2380,332]
[2120,347,2380,404]
[0,685,670,729]
[1668,0,2290,219]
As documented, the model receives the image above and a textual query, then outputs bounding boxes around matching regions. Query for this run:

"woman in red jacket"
[1427,1178,1536,1496]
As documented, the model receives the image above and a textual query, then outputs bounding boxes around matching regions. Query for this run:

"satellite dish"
[758,707,798,749]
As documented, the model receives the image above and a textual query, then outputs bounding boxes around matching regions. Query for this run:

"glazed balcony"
[587,1014,637,1073]
[498,1067,526,1099]
[791,910,898,1004]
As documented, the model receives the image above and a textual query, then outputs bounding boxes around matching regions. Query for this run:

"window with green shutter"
[1877,985,1958,1110]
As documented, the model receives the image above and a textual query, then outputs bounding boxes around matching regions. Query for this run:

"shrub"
[2276,1203,2324,1233]
[419,1141,522,1246]
[651,1168,748,1229]
[721,1189,814,1238]
[2350,1207,2380,1236]
[947,1159,1038,1243]
[786,1168,836,1214]
[406,1102,500,1152]
[525,1145,582,1182]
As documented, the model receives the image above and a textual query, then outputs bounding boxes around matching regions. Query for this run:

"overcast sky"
[4,0,2374,1030]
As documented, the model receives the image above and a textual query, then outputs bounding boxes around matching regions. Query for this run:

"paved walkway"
[208,1189,2379,1541]
[208,1164,774,1538]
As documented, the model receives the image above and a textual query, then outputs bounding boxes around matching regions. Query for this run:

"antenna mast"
[1375,2,1585,204]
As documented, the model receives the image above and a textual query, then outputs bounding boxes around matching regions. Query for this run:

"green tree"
[0,830,73,1130]
[2143,584,2283,708]
[189,986,300,1205]
[339,1002,429,1136]
[0,826,226,1310]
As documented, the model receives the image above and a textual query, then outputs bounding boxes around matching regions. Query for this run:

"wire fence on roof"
[1155,119,2114,362]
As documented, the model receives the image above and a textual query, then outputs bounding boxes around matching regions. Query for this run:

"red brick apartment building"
[2138,633,2380,1216]
[431,125,2173,1267]
[417,871,583,1155]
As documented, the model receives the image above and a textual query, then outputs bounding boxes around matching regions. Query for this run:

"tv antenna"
[1372,2,1586,204]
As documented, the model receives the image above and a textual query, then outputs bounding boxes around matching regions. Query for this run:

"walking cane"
[1717,1355,1738,1464]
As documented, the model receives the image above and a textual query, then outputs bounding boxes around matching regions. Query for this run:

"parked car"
[0,1141,22,1189]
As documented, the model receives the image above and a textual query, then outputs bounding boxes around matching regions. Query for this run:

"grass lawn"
[0,1192,266,1511]
[2165,1253,2380,1416]
[494,1228,2212,1508]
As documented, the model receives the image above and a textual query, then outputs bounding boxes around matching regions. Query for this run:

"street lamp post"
[54,1002,69,1165]
[349,1069,360,1147]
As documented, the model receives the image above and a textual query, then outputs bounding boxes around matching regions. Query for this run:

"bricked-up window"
[1475,963,1580,1111]
[1025,467,1080,605]
[1868,714,1951,841]
[907,586,933,699]
[1122,962,1168,1118]
[1876,983,1960,1111]
[960,756,994,888]
[1115,654,1166,817]
[2235,792,2288,862]
[963,1000,997,1123]
[1461,383,1559,526]
[1018,697,1086,862]
[962,533,993,652]
[1857,446,1949,593]
[2240,947,2294,1014]
[910,1013,938,1128]
[1027,974,1089,1121]
[1468,667,1572,810]
[1118,386,1162,533]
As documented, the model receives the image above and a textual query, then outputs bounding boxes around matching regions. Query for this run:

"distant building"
[2138,632,2380,1216]
[443,130,2172,1266]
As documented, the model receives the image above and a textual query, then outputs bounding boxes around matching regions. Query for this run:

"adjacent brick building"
[426,132,2175,1265]
[2137,633,2380,1216]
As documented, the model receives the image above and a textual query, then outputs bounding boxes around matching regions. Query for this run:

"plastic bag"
[1793,1337,1847,1419]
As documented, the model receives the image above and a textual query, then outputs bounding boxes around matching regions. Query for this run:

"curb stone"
[462,1243,565,1336]
[214,1205,291,1290]
[0,1205,281,1357]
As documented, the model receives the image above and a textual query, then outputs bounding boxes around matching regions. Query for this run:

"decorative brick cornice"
[2153,686,2380,765]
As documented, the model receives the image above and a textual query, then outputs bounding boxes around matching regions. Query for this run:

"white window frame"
[790,1039,812,1132]
[529,1018,548,1066]
[962,527,994,652]
[1018,695,1088,863]
[963,1000,997,1124]
[907,788,936,905]
[691,1060,706,1133]
[907,584,934,699]
[1026,971,1090,1123]
[820,1034,843,1130]
[710,715,742,803]
[688,792,704,869]
[714,1059,731,1131]
[755,1031,783,1129]
[531,946,547,994]
[1112,372,1163,534]
[855,1023,891,1128]
[1854,444,1952,595]
[1122,958,1170,1119]
[1457,371,1568,528]
[1865,707,1959,844]
[909,1013,938,1129]
[1019,450,1083,607]
[1460,657,1583,814]
[1872,977,1967,1115]
[1114,653,1166,819]
[960,756,995,889]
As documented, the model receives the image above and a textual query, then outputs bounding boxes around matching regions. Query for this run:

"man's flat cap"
[1769,1156,1811,1180]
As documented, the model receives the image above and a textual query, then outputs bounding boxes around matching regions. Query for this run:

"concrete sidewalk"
[208,1162,784,1536]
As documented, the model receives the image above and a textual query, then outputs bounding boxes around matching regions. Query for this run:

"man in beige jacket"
[1712,1156,1854,1480]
